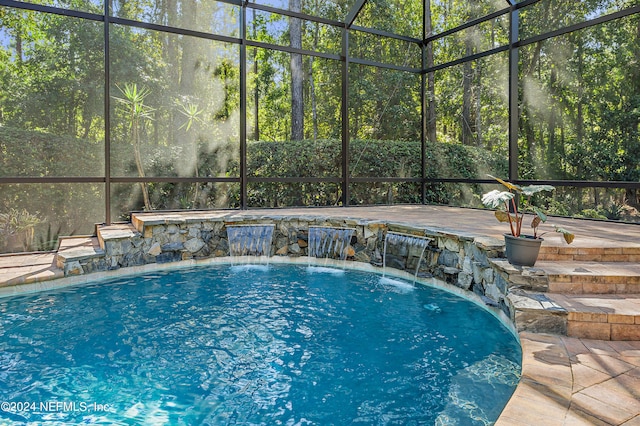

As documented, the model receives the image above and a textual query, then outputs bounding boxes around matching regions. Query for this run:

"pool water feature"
[0,263,521,425]
[226,224,275,257]
[383,231,431,283]
[307,226,355,261]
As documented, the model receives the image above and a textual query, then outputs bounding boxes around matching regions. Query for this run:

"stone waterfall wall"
[92,215,521,322]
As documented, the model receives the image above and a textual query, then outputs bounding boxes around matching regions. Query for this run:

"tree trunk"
[177,0,199,179]
[179,0,197,95]
[547,67,558,175]
[309,56,318,141]
[289,0,304,141]
[576,38,584,146]
[15,28,23,64]
[68,90,77,135]
[165,0,178,85]
[253,48,260,141]
[252,9,260,141]
[475,60,482,147]
[132,118,151,210]
[625,19,640,208]
[521,42,543,172]
[309,20,319,141]
[522,108,536,169]
[164,0,178,145]
[425,0,436,143]
[461,31,474,145]
[82,101,91,139]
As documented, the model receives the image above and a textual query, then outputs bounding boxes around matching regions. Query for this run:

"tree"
[113,83,155,210]
[425,0,437,143]
[290,0,304,141]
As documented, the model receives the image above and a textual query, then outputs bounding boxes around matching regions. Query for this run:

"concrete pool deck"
[1,205,639,424]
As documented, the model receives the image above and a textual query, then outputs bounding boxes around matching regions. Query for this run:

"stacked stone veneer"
[66,213,557,329]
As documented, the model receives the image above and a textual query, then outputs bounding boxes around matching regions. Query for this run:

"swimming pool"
[0,263,521,425]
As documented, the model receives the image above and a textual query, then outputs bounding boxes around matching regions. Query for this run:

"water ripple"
[0,264,520,425]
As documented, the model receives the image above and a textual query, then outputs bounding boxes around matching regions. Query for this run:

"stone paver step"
[55,236,106,275]
[56,236,104,264]
[97,223,140,249]
[536,261,640,294]
[539,245,640,262]
[131,211,231,233]
[510,290,640,341]
[496,333,640,426]
[548,293,640,341]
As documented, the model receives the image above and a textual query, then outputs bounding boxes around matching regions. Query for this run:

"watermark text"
[1,401,113,413]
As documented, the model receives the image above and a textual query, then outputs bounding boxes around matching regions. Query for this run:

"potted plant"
[481,175,574,267]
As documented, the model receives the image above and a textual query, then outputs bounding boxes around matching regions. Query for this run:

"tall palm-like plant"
[113,83,155,211]
[176,99,204,206]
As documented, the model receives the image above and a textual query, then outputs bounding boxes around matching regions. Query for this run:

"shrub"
[0,126,508,212]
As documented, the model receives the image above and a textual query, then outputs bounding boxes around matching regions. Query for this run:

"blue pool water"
[0,264,521,425]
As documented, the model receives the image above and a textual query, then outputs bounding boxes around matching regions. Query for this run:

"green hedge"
[0,126,103,177]
[0,126,508,216]
[243,139,507,206]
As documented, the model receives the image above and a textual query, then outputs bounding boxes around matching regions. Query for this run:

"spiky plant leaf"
[176,100,204,132]
[112,83,156,123]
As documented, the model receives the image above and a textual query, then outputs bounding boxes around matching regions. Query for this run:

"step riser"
[567,321,640,341]
[539,246,640,262]
[55,237,106,276]
[540,246,640,254]
[566,309,640,340]
[539,253,640,262]
[550,282,640,294]
[549,274,640,294]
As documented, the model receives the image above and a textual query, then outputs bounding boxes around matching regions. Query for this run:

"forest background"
[0,0,639,252]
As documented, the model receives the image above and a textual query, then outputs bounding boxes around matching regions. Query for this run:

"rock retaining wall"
[65,213,553,328]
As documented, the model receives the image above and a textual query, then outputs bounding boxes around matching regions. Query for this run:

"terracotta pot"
[504,234,543,267]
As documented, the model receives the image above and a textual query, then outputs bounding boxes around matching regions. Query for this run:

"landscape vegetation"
[0,0,639,252]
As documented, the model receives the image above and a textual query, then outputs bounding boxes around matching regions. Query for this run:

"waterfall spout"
[308,226,355,261]
[226,224,275,257]
[383,231,432,283]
